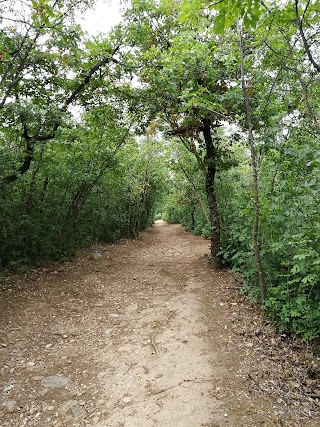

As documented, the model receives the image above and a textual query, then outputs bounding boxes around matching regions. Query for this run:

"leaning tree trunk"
[202,118,221,269]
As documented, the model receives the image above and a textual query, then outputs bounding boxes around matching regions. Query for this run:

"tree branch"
[1,44,122,187]
[295,0,320,72]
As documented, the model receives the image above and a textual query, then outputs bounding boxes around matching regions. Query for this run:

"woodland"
[0,0,320,341]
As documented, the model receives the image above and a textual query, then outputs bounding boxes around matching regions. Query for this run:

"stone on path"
[90,252,102,260]
[71,404,86,419]
[58,399,86,419]
[58,400,78,416]
[97,371,107,379]
[5,400,17,413]
[41,375,69,389]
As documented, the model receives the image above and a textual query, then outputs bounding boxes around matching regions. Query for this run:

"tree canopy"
[1,0,320,340]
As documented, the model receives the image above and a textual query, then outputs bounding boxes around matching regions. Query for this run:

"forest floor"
[0,220,320,427]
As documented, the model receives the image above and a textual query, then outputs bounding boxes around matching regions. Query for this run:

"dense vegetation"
[1,0,319,340]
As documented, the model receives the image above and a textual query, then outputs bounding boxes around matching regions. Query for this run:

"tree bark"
[202,117,221,269]
[295,0,320,73]
[238,23,267,302]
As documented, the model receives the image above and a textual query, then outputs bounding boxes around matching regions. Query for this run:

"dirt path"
[1,221,319,427]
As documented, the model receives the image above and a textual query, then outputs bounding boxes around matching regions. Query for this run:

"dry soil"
[0,220,319,427]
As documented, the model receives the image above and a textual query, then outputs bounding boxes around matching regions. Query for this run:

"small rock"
[31,376,44,381]
[42,375,69,389]
[3,383,15,393]
[45,344,53,349]
[308,364,320,380]
[291,381,300,388]
[29,406,38,415]
[39,388,49,397]
[47,405,55,411]
[92,416,100,424]
[126,303,138,312]
[1,343,8,348]
[71,405,86,419]
[97,371,107,379]
[58,400,78,416]
[123,396,132,403]
[90,252,102,261]
[26,361,35,369]
[109,314,120,318]
[5,400,17,413]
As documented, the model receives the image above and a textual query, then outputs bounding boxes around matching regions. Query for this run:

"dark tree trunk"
[190,205,195,231]
[202,118,221,269]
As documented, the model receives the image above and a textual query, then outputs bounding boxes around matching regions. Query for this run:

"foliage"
[1,0,320,341]
[0,105,166,269]
[163,142,211,238]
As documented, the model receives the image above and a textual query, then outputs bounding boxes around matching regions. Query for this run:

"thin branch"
[295,0,320,72]
[63,45,121,108]
[1,43,123,186]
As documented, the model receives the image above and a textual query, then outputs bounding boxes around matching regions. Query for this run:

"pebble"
[97,371,107,379]
[71,405,86,419]
[58,400,78,415]
[42,375,69,389]
[126,303,138,312]
[39,388,49,397]
[3,383,15,392]
[5,400,17,413]
[31,376,44,381]
[91,252,102,260]
[29,406,38,415]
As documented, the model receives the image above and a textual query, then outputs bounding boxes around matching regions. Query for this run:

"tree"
[119,0,241,267]
[0,0,122,186]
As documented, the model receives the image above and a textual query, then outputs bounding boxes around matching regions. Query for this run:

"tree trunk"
[191,205,195,231]
[202,117,221,269]
[238,23,267,302]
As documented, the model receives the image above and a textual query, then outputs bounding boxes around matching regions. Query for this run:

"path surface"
[1,221,319,427]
